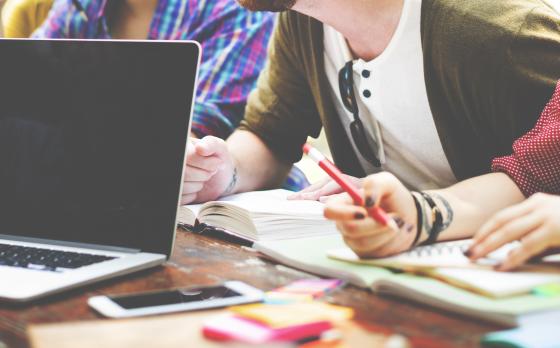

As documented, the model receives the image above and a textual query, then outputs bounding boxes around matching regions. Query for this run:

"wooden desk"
[0,230,505,348]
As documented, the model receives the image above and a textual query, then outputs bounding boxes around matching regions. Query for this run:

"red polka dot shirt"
[492,83,560,197]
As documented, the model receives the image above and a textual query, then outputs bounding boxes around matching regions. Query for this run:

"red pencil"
[303,143,391,226]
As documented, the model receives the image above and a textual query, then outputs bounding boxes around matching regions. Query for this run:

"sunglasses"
[338,61,381,167]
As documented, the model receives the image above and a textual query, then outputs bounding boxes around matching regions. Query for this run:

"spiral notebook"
[254,235,560,326]
[327,240,560,298]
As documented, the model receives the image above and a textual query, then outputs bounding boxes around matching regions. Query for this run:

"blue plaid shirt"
[33,0,309,190]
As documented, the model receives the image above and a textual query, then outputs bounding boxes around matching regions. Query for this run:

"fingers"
[496,228,552,271]
[184,166,216,182]
[194,136,225,157]
[183,182,204,195]
[324,204,368,221]
[468,213,542,260]
[187,156,223,172]
[473,199,535,244]
[181,193,196,205]
[186,137,226,172]
[289,177,331,196]
[289,175,362,201]
[289,178,344,201]
[342,230,394,258]
[324,194,363,220]
[337,217,394,238]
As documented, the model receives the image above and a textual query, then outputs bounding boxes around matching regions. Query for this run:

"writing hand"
[324,173,416,258]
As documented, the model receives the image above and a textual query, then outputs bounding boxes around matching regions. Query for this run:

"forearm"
[417,173,525,243]
[227,130,292,194]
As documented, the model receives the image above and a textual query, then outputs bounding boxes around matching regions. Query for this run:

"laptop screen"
[0,39,198,256]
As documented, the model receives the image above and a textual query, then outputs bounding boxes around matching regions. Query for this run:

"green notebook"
[254,235,560,327]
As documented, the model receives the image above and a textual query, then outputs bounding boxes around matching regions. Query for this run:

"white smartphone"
[88,281,264,318]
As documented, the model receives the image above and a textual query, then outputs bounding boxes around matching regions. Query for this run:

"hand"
[468,193,560,271]
[288,175,363,202]
[182,136,236,204]
[324,172,417,258]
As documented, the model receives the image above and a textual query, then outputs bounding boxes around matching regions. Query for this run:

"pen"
[302,143,391,226]
[72,0,89,22]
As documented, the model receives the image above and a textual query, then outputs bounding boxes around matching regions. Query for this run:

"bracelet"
[410,192,423,248]
[419,192,443,245]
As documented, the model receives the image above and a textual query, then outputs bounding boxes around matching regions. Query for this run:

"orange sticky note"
[229,302,354,328]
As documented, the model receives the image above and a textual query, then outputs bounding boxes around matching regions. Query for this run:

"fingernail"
[365,195,377,207]
[463,249,472,257]
[393,217,405,228]
[354,212,365,220]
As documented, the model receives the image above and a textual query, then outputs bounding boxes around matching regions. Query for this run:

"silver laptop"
[0,39,200,302]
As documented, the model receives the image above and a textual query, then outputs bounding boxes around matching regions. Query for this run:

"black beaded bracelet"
[411,192,423,248]
[419,192,443,245]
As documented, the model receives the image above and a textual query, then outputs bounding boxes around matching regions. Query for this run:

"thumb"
[194,136,226,157]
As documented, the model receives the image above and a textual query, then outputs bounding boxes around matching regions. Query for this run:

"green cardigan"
[239,0,560,182]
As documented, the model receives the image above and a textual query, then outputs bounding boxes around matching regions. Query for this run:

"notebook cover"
[254,235,560,326]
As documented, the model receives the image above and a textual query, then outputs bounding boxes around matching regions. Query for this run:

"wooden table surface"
[0,230,506,348]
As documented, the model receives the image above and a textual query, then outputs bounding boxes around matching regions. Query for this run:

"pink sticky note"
[203,314,332,344]
[275,279,344,298]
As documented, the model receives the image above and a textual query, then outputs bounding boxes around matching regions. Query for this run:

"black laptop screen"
[0,39,198,256]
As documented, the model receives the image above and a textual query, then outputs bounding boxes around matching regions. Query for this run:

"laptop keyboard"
[0,243,117,272]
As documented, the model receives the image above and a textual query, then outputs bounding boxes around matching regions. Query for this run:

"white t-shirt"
[323,0,456,190]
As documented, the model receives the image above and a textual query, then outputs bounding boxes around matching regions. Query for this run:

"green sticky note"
[533,284,560,297]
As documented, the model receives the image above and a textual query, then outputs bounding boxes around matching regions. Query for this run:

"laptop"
[0,39,200,302]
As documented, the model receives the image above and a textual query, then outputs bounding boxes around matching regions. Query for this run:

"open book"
[177,190,338,243]
[254,235,560,327]
[327,240,560,298]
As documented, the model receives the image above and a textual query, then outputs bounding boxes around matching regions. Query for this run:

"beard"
[237,0,297,12]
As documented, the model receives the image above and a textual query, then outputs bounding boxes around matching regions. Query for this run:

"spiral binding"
[406,241,470,257]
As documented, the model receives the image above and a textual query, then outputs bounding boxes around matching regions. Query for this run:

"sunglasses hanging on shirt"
[338,60,381,168]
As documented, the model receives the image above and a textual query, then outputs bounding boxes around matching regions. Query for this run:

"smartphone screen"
[110,286,242,309]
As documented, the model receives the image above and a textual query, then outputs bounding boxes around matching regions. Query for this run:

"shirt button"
[363,89,372,98]
[361,70,371,78]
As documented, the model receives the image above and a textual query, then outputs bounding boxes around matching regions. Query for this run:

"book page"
[214,190,326,217]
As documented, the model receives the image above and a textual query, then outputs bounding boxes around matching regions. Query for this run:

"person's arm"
[465,83,560,270]
[188,4,275,139]
[324,172,524,258]
[182,11,322,204]
[421,173,525,243]
[181,131,291,204]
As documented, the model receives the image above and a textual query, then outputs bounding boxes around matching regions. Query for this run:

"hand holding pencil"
[302,144,419,258]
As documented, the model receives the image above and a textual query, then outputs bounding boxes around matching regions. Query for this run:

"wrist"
[411,192,434,246]
[220,150,241,197]
[222,166,238,197]
[410,192,430,248]
[416,191,454,245]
